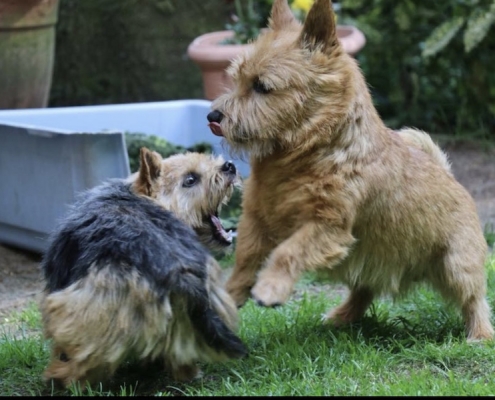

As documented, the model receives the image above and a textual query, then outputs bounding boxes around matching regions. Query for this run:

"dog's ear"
[299,0,339,54]
[268,0,298,31]
[135,147,163,196]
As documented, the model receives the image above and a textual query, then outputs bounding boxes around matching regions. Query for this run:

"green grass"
[1,254,495,396]
[485,223,495,248]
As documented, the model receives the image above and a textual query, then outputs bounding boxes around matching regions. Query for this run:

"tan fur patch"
[41,259,238,387]
[131,150,241,251]
[211,0,493,342]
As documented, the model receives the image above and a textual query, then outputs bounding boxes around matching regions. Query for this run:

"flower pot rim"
[187,30,252,65]
[336,24,366,55]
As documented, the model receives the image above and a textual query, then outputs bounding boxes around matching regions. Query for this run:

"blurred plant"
[125,132,212,172]
[150,0,175,13]
[422,0,495,57]
[222,0,315,45]
[485,223,495,248]
[223,0,265,44]
[339,0,495,137]
[219,187,243,230]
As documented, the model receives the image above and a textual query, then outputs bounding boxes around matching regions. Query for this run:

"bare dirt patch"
[0,139,494,319]
[441,138,495,231]
[0,246,42,319]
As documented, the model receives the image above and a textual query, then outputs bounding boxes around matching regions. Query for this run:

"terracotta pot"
[0,0,60,109]
[187,25,366,101]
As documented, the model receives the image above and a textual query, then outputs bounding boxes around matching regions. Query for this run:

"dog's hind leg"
[323,286,374,326]
[433,243,493,342]
[251,222,355,307]
[461,295,493,342]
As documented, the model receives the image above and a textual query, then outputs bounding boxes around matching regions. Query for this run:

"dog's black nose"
[207,110,224,123]
[221,160,236,174]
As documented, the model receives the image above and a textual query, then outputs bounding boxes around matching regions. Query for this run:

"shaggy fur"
[207,0,493,341]
[40,148,246,388]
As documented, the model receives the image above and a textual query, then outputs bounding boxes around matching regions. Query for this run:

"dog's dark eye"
[182,173,199,188]
[253,78,271,94]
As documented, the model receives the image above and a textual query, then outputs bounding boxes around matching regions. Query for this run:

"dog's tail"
[187,298,248,359]
[397,128,452,173]
[170,258,247,360]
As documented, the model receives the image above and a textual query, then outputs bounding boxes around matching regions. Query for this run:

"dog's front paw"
[251,275,293,307]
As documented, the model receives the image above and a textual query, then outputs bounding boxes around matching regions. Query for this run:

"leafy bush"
[339,0,495,138]
[125,132,213,173]
[50,0,227,106]
[485,223,495,248]
[223,0,266,44]
[222,0,314,44]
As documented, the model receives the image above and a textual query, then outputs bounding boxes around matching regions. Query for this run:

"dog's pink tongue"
[208,122,224,137]
[210,214,232,243]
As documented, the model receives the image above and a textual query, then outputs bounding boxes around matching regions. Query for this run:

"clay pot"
[0,0,60,109]
[187,25,366,101]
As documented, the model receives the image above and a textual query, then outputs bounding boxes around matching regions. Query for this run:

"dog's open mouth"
[208,212,233,246]
[208,122,223,137]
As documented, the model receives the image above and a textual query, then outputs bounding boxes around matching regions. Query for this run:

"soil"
[0,139,494,320]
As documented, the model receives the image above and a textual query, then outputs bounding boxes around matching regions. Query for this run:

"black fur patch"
[41,178,247,359]
[189,299,248,358]
[41,180,208,298]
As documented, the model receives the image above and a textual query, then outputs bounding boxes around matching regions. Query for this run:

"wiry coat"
[40,149,246,388]
[208,0,493,341]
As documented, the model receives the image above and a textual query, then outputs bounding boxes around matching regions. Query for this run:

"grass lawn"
[1,252,495,396]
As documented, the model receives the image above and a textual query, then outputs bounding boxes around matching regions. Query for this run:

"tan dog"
[40,149,246,388]
[206,0,493,341]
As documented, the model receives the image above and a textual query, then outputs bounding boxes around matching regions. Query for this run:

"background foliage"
[125,133,212,173]
[339,0,495,138]
[49,0,226,106]
[50,0,495,139]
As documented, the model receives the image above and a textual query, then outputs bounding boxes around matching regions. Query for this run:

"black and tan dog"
[39,148,247,388]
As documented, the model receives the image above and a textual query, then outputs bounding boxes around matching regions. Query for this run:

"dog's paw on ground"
[250,276,293,307]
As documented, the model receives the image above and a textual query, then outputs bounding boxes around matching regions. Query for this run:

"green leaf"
[463,0,495,53]
[124,132,212,173]
[340,0,366,11]
[422,17,465,58]
[394,0,415,31]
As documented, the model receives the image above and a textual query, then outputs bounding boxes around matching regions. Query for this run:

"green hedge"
[50,0,495,139]
[49,0,226,106]
[340,0,495,138]
[125,132,213,173]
